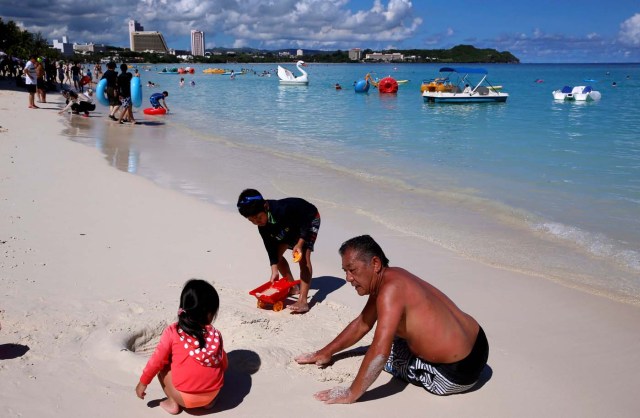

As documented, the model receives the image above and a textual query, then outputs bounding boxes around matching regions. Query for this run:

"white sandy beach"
[1,85,640,417]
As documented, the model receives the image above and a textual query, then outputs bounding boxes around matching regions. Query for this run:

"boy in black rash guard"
[237,189,321,314]
[101,61,120,120]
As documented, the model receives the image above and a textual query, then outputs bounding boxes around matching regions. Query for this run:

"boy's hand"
[135,382,147,399]
[292,247,302,263]
[269,270,279,283]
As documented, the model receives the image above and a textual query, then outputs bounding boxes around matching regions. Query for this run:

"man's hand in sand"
[314,386,354,404]
[135,382,147,399]
[294,351,331,367]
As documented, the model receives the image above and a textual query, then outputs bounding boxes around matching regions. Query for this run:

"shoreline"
[65,83,640,307]
[2,85,640,417]
[129,63,640,307]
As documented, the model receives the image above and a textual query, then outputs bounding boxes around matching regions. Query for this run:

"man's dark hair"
[339,235,389,267]
[107,61,116,69]
[237,188,266,217]
[162,91,169,96]
[120,63,128,72]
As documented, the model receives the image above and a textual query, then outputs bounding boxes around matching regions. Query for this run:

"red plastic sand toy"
[249,278,301,311]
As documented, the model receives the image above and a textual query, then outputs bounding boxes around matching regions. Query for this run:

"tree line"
[1,18,519,65]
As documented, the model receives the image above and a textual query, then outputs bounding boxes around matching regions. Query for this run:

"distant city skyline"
[3,1,640,63]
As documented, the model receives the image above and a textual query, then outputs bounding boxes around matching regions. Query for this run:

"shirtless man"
[295,235,489,403]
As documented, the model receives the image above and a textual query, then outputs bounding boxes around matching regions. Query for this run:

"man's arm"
[295,295,378,366]
[315,280,404,404]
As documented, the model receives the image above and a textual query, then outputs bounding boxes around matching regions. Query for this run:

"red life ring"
[80,75,91,86]
[378,77,398,93]
[143,107,167,115]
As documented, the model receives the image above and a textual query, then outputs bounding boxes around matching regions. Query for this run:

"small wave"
[534,221,640,272]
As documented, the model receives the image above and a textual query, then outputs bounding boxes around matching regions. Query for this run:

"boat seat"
[560,86,573,93]
[476,86,490,95]
[451,86,462,93]
[582,86,592,93]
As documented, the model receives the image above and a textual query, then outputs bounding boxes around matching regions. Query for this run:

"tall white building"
[191,30,205,57]
[349,48,362,61]
[53,36,74,56]
[129,20,144,33]
[129,20,143,49]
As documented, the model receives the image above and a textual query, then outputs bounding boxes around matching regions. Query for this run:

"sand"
[1,84,640,417]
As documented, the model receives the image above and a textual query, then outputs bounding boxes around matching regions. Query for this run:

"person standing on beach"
[70,61,81,91]
[94,62,102,84]
[64,62,72,85]
[136,279,227,414]
[117,63,136,124]
[35,57,46,103]
[296,235,489,403]
[57,61,65,89]
[101,61,120,121]
[237,189,320,314]
[23,55,38,109]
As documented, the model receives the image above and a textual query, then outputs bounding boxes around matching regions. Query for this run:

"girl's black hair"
[237,188,266,217]
[178,279,220,348]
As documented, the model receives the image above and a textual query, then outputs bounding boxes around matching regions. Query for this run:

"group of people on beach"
[19,55,490,414]
[23,58,170,124]
[100,61,136,123]
[135,188,489,414]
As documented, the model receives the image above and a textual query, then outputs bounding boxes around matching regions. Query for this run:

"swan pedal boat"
[422,67,508,103]
[277,60,309,85]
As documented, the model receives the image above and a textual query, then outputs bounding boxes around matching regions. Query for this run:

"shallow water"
[66,62,640,304]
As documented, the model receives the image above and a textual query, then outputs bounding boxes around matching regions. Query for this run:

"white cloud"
[619,13,640,46]
[5,0,422,50]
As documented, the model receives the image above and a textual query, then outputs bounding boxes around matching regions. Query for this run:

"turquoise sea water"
[69,63,640,304]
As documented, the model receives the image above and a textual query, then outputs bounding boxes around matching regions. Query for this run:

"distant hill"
[204,44,519,64]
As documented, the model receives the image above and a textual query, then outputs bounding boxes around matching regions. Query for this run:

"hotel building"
[191,30,205,57]
[129,20,169,53]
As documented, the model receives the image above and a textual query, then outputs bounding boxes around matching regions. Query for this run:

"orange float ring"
[378,76,398,93]
[143,107,167,115]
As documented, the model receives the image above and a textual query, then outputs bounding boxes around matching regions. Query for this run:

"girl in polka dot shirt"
[136,279,227,414]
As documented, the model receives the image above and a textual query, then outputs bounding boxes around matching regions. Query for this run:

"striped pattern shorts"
[383,337,477,396]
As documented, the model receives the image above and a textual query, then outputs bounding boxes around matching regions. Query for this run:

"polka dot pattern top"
[177,324,224,367]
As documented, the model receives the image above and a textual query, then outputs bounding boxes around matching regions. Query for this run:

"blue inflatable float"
[354,79,369,93]
[96,77,143,107]
[131,76,142,108]
[95,78,109,106]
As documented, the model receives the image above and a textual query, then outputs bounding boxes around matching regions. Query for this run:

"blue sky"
[3,0,640,62]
